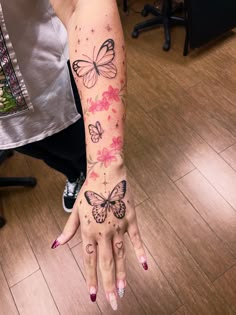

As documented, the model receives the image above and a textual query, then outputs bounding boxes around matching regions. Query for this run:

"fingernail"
[89,287,97,302]
[142,262,148,270]
[108,293,118,311]
[51,239,60,249]
[117,280,125,298]
[139,255,148,270]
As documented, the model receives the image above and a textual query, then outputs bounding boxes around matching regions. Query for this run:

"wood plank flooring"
[0,1,236,314]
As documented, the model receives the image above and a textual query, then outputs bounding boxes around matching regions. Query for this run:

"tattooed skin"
[106,24,112,32]
[72,39,117,89]
[88,121,104,143]
[86,244,94,254]
[89,171,99,181]
[84,181,126,223]
[102,173,108,193]
[115,241,124,258]
[87,140,123,173]
[116,225,121,234]
[115,241,123,250]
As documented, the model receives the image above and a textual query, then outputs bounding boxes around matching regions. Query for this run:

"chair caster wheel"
[141,9,148,17]
[0,216,6,228]
[132,30,139,38]
[163,41,170,51]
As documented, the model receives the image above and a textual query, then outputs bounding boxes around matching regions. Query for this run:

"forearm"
[66,0,127,177]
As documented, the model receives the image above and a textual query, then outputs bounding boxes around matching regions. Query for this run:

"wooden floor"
[1,2,236,314]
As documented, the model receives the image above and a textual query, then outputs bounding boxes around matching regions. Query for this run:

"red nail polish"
[51,239,60,249]
[90,287,97,302]
[142,262,148,270]
[90,293,96,302]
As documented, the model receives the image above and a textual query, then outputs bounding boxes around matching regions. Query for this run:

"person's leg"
[15,139,83,181]
[16,116,86,212]
[38,117,87,179]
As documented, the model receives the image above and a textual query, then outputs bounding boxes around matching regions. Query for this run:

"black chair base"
[0,150,37,228]
[131,1,188,54]
[123,0,128,12]
[0,177,37,187]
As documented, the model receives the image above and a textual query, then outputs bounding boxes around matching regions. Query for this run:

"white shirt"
[0,0,80,149]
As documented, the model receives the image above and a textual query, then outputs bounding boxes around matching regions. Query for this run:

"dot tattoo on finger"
[116,226,121,234]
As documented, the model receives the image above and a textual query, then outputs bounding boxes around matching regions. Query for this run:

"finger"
[83,238,98,303]
[127,221,148,270]
[51,205,80,248]
[113,236,126,298]
[98,239,118,311]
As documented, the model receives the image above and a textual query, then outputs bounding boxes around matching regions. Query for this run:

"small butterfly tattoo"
[84,181,126,224]
[88,121,104,143]
[72,39,117,89]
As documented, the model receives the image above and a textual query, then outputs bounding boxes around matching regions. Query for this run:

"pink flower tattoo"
[90,171,99,181]
[87,86,122,115]
[97,148,117,168]
[110,136,123,151]
[88,97,111,114]
[103,85,120,102]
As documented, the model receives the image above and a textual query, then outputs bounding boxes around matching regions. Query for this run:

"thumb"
[51,206,80,249]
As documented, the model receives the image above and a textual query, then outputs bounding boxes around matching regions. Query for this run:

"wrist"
[86,148,124,172]
[86,155,126,180]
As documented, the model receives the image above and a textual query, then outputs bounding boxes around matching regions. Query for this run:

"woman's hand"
[51,166,147,310]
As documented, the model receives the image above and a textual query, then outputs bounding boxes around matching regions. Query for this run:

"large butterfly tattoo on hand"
[84,180,126,224]
[88,121,104,143]
[73,39,117,89]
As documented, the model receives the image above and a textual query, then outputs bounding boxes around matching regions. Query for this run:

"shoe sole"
[62,196,73,213]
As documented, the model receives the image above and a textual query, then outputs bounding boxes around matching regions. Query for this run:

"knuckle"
[100,257,114,272]
[103,279,114,290]
[84,255,95,269]
[116,248,125,259]
[131,232,143,249]
[117,271,126,280]
[131,230,140,243]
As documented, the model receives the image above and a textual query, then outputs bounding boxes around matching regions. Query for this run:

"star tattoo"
[106,24,112,32]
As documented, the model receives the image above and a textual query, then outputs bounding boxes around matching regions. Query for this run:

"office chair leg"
[132,16,163,38]
[163,18,171,51]
[142,4,161,17]
[123,0,128,12]
[0,216,6,228]
[0,177,37,187]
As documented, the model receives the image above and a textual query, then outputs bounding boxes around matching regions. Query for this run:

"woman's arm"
[50,0,147,310]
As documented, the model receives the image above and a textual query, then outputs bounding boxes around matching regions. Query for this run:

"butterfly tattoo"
[72,39,117,89]
[84,180,126,224]
[88,121,104,143]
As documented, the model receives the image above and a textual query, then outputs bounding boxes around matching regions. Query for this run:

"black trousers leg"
[16,117,86,181]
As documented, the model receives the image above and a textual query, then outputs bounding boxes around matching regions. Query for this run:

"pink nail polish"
[51,239,60,249]
[90,287,97,302]
[108,293,118,311]
[117,280,125,298]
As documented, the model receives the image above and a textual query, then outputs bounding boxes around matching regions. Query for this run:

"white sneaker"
[62,173,85,213]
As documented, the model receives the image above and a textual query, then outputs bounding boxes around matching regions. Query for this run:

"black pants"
[15,62,86,182]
